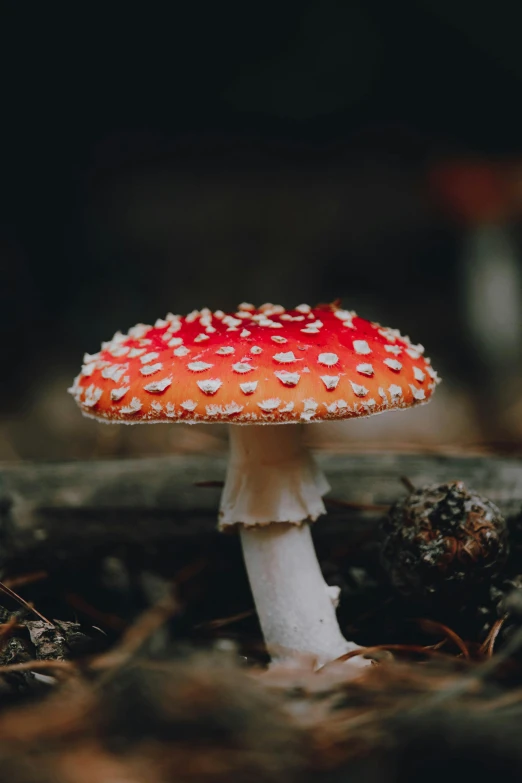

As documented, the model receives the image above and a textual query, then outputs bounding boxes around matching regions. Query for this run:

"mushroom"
[69,302,440,666]
[428,159,522,441]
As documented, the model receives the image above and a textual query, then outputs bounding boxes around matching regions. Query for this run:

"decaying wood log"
[0,452,522,565]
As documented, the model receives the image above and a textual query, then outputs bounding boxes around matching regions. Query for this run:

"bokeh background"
[3,1,522,461]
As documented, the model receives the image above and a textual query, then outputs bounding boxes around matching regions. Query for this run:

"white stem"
[219,425,366,665]
[219,424,329,529]
[240,523,361,663]
[463,224,522,373]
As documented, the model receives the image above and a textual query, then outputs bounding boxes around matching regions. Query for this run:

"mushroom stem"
[220,424,365,665]
[240,523,362,663]
[220,424,328,527]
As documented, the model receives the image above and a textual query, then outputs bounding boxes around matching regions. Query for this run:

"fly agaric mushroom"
[69,302,440,665]
[429,159,522,442]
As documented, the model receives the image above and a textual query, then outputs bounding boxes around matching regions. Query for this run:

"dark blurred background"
[3,1,522,460]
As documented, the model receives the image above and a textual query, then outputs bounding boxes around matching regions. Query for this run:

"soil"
[0,478,522,781]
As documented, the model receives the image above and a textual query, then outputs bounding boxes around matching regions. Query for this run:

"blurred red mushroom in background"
[428,160,518,225]
[428,158,522,445]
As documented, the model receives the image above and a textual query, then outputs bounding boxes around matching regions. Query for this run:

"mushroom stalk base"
[240,523,362,664]
[220,425,364,665]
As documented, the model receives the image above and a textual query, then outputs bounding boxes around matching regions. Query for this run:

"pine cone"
[381,481,508,599]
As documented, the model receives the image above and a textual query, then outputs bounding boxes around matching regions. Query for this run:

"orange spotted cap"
[69,302,440,424]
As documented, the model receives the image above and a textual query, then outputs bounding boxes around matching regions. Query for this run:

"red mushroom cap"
[428,160,516,225]
[69,303,440,424]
